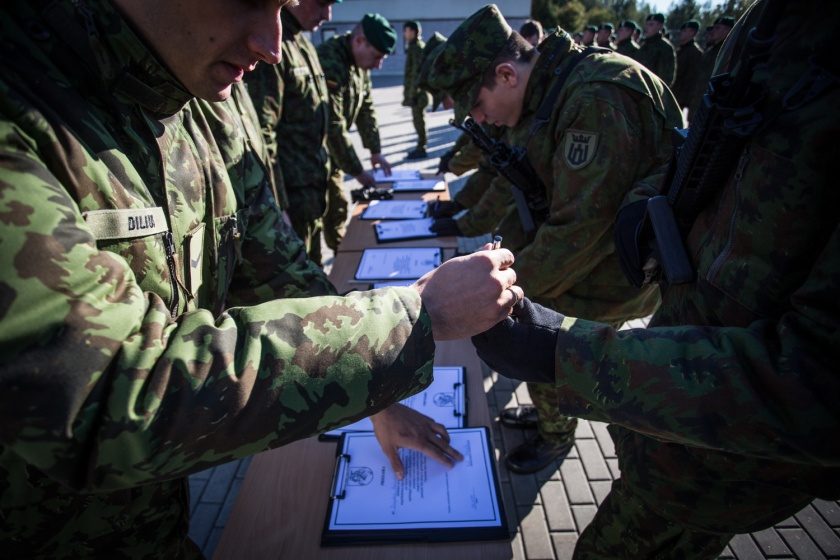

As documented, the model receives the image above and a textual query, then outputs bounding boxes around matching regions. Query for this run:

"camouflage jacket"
[0,2,434,557]
[615,37,641,59]
[550,1,840,512]
[245,10,331,221]
[317,33,381,177]
[402,37,426,105]
[672,40,704,109]
[637,32,676,86]
[477,32,683,323]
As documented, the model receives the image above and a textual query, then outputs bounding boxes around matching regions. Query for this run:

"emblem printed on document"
[564,129,598,170]
[433,392,455,407]
[347,467,374,486]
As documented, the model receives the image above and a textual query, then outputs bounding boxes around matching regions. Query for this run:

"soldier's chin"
[193,83,234,102]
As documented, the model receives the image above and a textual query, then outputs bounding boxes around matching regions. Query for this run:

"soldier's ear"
[495,63,519,88]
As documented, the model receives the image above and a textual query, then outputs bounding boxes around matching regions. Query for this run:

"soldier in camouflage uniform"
[637,13,676,86]
[317,13,395,251]
[0,0,524,556]
[687,15,735,119]
[596,23,616,50]
[428,5,682,474]
[615,20,641,59]
[475,1,840,557]
[245,0,342,266]
[671,20,705,112]
[403,20,431,160]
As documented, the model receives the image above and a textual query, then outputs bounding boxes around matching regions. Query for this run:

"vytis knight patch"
[563,129,598,170]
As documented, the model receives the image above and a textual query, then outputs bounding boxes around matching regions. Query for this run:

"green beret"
[599,23,614,32]
[714,15,736,27]
[361,13,397,55]
[404,20,421,34]
[646,13,665,24]
[681,20,700,31]
[427,5,512,123]
[584,24,598,33]
[619,20,639,31]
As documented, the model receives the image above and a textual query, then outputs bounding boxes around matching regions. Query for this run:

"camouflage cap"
[427,4,512,123]
[361,13,397,55]
[417,39,447,94]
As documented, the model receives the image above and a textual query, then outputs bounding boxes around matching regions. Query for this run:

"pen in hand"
[492,235,503,250]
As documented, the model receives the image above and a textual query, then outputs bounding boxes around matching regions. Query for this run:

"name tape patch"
[83,207,169,240]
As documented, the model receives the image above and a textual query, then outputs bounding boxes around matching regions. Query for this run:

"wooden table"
[215,184,512,560]
[340,187,459,253]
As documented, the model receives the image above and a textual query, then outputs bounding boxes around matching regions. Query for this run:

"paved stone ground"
[189,76,840,559]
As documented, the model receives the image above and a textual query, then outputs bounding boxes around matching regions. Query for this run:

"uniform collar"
[520,32,575,122]
[38,0,193,117]
[282,10,304,38]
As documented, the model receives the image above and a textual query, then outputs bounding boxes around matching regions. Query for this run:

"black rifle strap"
[528,46,610,140]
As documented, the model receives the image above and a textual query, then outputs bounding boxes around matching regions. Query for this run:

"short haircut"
[519,19,543,39]
[404,20,420,33]
[480,31,536,90]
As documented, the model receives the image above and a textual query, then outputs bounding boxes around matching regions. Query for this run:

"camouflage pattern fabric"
[0,1,435,556]
[615,37,640,59]
[672,39,704,110]
[245,10,332,264]
[317,32,382,178]
[545,2,840,556]
[403,37,430,148]
[317,32,383,248]
[636,32,676,86]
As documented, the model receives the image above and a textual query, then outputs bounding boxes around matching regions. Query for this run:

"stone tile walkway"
[189,76,840,559]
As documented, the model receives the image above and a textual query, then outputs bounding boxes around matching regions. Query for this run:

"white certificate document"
[392,179,446,192]
[371,279,416,288]
[323,366,465,438]
[374,218,436,242]
[355,248,441,280]
[374,169,421,182]
[328,428,503,531]
[361,200,428,220]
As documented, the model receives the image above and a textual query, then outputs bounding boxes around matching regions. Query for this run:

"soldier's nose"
[248,9,283,65]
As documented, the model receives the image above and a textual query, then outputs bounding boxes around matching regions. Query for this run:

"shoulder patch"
[563,129,599,170]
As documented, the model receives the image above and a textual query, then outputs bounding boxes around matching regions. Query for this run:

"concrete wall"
[311,0,531,76]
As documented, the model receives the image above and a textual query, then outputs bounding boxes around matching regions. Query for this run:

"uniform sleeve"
[455,170,513,237]
[663,43,676,86]
[356,74,382,154]
[514,90,655,300]
[551,223,840,467]
[0,120,435,491]
[403,45,416,104]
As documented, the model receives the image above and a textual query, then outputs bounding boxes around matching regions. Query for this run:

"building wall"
[312,0,531,76]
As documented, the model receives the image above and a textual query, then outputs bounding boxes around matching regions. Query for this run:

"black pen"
[492,235,503,250]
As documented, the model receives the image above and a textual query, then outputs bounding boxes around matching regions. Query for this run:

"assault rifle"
[450,117,549,239]
[615,0,785,287]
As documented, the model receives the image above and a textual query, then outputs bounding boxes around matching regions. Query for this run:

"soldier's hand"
[436,149,456,175]
[471,297,561,383]
[370,404,464,480]
[429,217,463,236]
[354,171,376,188]
[413,248,522,340]
[428,199,464,219]
[370,153,392,176]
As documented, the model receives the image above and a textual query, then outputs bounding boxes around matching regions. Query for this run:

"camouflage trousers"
[573,424,816,559]
[323,169,349,251]
[287,188,327,266]
[528,381,577,444]
[411,92,430,149]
